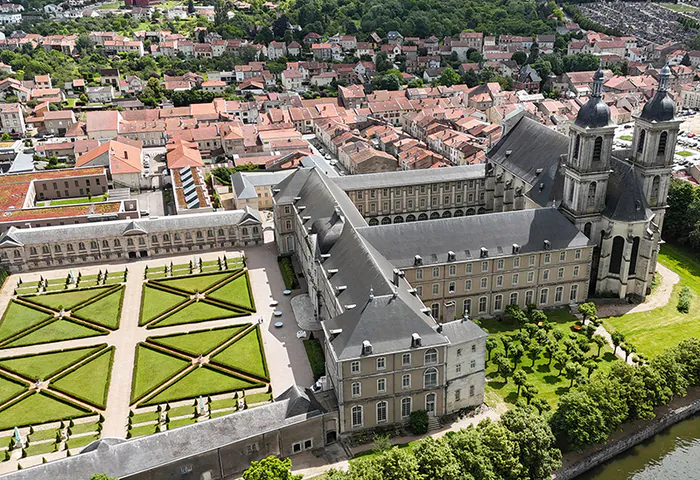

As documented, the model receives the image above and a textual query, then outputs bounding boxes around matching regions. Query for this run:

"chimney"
[335,285,347,295]
[393,268,400,286]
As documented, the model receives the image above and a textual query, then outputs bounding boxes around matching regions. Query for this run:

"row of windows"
[39,178,101,191]
[356,193,486,209]
[419,266,581,296]
[433,285,580,317]
[350,394,438,428]
[353,180,486,200]
[351,367,440,397]
[349,349,439,375]
[415,250,583,279]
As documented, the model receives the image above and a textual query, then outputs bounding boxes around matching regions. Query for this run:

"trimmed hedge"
[277,256,299,289]
[678,286,692,313]
[303,338,326,381]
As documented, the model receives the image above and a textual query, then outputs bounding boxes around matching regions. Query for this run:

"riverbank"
[555,386,700,479]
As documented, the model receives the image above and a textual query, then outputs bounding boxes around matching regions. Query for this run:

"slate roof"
[231,170,294,200]
[357,208,591,267]
[440,318,488,344]
[604,156,653,222]
[330,164,486,190]
[0,386,323,480]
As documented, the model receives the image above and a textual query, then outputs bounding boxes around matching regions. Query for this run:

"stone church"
[489,64,680,301]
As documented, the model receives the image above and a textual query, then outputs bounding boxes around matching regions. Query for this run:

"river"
[579,413,700,480]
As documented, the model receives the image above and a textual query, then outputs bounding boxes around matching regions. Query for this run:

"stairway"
[109,187,131,201]
[428,416,441,431]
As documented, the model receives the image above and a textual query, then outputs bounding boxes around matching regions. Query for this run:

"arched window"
[67,244,74,252]
[610,236,625,275]
[376,401,388,423]
[253,227,259,234]
[584,222,592,238]
[587,182,597,207]
[242,228,248,236]
[509,292,518,306]
[114,239,121,247]
[90,241,97,249]
[42,245,49,254]
[657,131,668,157]
[393,216,404,223]
[163,234,170,242]
[424,349,438,365]
[424,367,438,388]
[401,397,412,418]
[29,247,37,255]
[637,129,646,154]
[351,406,363,428]
[218,229,224,236]
[196,231,202,239]
[592,136,603,162]
[369,218,379,226]
[54,245,61,253]
[102,240,109,248]
[381,217,391,225]
[14,250,20,258]
[629,237,640,276]
[573,134,580,159]
[207,230,213,237]
[650,176,661,206]
[79,242,86,250]
[494,294,503,311]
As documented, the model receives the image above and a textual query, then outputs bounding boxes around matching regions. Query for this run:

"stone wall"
[555,393,700,480]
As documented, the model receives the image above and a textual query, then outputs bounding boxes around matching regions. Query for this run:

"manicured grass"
[304,338,326,381]
[128,423,158,438]
[23,441,57,457]
[619,135,633,141]
[5,319,104,348]
[71,287,124,330]
[0,346,101,382]
[208,274,254,310]
[151,301,245,328]
[664,2,700,12]
[23,287,110,311]
[131,345,190,404]
[158,272,233,293]
[0,374,26,405]
[167,417,196,430]
[209,398,235,411]
[28,428,59,442]
[0,301,52,344]
[148,325,248,357]
[98,1,122,9]
[677,150,694,157]
[140,285,189,325]
[245,392,272,404]
[130,411,159,425]
[0,393,89,430]
[210,409,235,418]
[68,421,100,435]
[49,194,109,206]
[52,349,114,409]
[66,433,99,450]
[211,327,268,380]
[167,404,194,418]
[483,309,618,407]
[604,243,700,358]
[143,366,257,406]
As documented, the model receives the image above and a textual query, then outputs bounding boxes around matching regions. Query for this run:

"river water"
[579,413,700,480]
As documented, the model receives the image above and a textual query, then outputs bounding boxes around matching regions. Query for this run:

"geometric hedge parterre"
[130,324,268,407]
[139,270,256,329]
[0,286,125,349]
[0,344,114,430]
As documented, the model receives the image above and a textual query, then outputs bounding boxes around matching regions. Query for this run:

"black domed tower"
[561,62,615,227]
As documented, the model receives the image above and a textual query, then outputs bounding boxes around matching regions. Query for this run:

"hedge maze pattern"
[0,286,126,349]
[139,269,256,329]
[130,325,269,407]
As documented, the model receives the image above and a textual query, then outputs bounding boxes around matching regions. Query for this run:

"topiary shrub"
[678,286,692,313]
[409,410,429,434]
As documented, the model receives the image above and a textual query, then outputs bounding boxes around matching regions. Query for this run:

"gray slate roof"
[0,386,321,480]
[357,208,591,267]
[231,170,295,200]
[604,156,653,222]
[440,318,489,344]
[0,208,261,247]
[330,165,486,191]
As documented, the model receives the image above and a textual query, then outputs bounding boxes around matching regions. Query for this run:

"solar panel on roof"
[187,198,200,209]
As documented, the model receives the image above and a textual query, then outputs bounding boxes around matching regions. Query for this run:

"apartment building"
[331,165,489,224]
[0,103,25,136]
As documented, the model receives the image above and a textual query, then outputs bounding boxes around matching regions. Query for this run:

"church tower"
[631,64,682,232]
[560,64,615,240]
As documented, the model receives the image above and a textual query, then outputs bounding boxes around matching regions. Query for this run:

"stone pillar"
[443,300,456,323]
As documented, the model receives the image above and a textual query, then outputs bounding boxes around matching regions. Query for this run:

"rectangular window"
[527,271,534,283]
[575,249,581,259]
[456,363,462,374]
[402,374,411,388]
[529,255,536,266]
[357,192,363,200]
[376,357,386,370]
[544,253,551,264]
[480,278,487,289]
[352,382,361,397]
[465,280,472,291]
[433,267,440,278]
[512,273,519,285]
[555,286,564,303]
[481,261,488,272]
[395,200,400,210]
[351,361,360,374]
[558,267,565,279]
[448,281,455,293]
[570,284,579,302]
[469,385,475,397]
[525,290,534,305]
[377,378,386,393]
[416,286,423,296]
[416,268,423,280]
[494,294,503,311]
[479,296,488,313]
[543,269,550,281]
[470,359,476,368]
[448,265,456,276]
[377,402,387,423]
[496,275,503,287]
[560,251,566,262]
[432,284,439,295]
[540,289,549,304]
[466,263,472,274]
[401,398,412,418]
[402,353,411,366]
[497,259,504,270]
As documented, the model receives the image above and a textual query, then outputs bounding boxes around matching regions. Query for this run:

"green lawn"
[604,243,700,358]
[49,194,109,206]
[211,327,268,380]
[0,393,89,430]
[167,417,196,430]
[131,345,190,404]
[210,409,236,418]
[140,285,188,325]
[483,309,619,407]
[28,428,59,442]
[0,374,26,405]
[148,325,248,357]
[207,274,254,310]
[245,392,272,404]
[71,287,124,330]
[143,366,257,406]
[0,301,52,344]
[128,423,158,438]
[66,433,99,450]
[167,404,194,418]
[151,301,245,328]
[677,150,694,157]
[619,135,633,141]
[209,398,235,411]
[0,346,101,381]
[5,319,105,348]
[664,3,700,12]
[24,287,110,311]
[130,410,159,425]
[97,0,122,9]
[157,272,233,293]
[68,421,100,435]
[52,349,114,409]
[23,441,57,457]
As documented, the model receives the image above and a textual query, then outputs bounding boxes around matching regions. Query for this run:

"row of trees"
[664,178,700,250]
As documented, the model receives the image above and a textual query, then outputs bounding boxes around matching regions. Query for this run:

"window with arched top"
[351,405,363,428]
[78,242,85,250]
[573,134,580,159]
[650,176,661,206]
[424,367,438,388]
[637,129,646,154]
[54,245,61,253]
[592,137,603,162]
[610,236,625,275]
[657,131,668,157]
[629,237,641,275]
[196,231,203,239]
[587,182,597,206]
[29,247,37,255]
[102,240,109,248]
[424,348,438,365]
[163,234,170,242]
[42,246,49,254]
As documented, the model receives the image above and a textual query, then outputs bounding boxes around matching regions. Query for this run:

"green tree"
[550,390,608,451]
[511,50,527,66]
[439,67,460,86]
[479,420,524,480]
[413,437,462,480]
[509,344,525,369]
[90,475,117,480]
[564,362,580,388]
[447,427,496,480]
[375,51,392,72]
[527,42,540,64]
[522,383,538,405]
[583,359,598,378]
[0,133,10,141]
[501,406,562,480]
[611,331,625,355]
[243,456,302,480]
[187,0,195,14]
[531,397,550,415]
[214,0,231,27]
[554,351,569,377]
[528,343,543,367]
[486,337,498,362]
[513,370,527,396]
[544,339,558,366]
[352,446,421,480]
[592,334,606,357]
